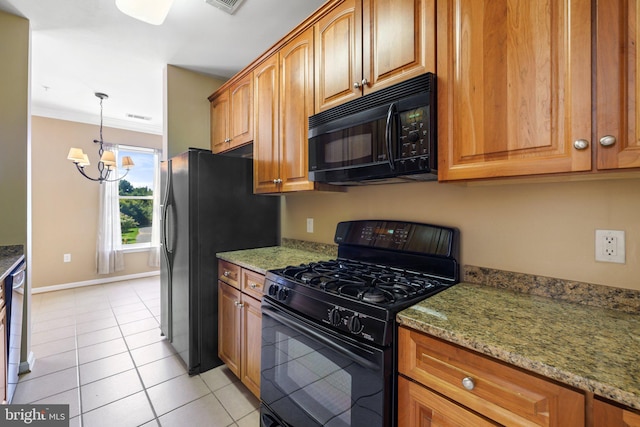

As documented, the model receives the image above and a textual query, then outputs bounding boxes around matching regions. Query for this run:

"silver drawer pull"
[462,377,475,391]
[249,283,257,289]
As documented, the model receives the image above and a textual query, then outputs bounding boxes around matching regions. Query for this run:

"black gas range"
[260,220,459,427]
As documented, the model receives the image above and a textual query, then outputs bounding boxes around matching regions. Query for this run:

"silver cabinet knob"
[223,271,230,277]
[249,283,257,289]
[573,139,589,150]
[462,377,475,391]
[272,178,283,184]
[599,135,617,147]
[361,78,369,87]
[225,138,231,143]
[353,81,361,89]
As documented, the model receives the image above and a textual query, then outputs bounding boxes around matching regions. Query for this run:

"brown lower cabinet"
[593,398,640,427]
[397,326,585,426]
[217,260,264,398]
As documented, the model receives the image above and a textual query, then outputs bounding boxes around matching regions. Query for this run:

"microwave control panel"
[399,106,430,159]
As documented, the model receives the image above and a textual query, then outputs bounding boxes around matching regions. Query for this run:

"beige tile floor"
[13,276,260,427]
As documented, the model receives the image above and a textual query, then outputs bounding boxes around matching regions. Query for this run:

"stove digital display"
[337,220,454,256]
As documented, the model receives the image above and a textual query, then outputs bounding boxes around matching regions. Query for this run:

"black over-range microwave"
[308,72,437,185]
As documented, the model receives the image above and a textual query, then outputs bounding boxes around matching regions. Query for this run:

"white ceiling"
[0,0,325,134]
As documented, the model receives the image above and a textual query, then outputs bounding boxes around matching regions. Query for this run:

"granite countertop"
[217,245,335,275]
[397,282,640,410]
[0,245,25,282]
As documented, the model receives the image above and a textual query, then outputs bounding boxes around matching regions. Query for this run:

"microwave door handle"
[385,102,398,170]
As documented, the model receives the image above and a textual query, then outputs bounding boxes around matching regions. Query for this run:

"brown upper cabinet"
[253,28,316,193]
[210,72,253,154]
[438,0,640,181]
[314,0,436,112]
[595,0,640,170]
[437,0,592,181]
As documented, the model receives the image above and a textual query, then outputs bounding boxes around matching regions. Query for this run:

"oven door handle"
[262,304,381,371]
[385,101,398,170]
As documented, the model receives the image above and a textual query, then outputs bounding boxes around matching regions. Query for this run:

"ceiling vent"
[205,0,245,14]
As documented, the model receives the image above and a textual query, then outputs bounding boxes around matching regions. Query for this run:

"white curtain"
[96,146,125,274]
[148,149,161,267]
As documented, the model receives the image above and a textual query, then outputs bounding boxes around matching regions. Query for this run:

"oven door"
[260,298,392,427]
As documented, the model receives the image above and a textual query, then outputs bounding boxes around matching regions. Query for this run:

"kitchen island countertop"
[397,282,640,410]
[0,245,24,282]
[217,245,334,275]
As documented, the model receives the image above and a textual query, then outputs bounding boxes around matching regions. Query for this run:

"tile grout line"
[109,283,162,426]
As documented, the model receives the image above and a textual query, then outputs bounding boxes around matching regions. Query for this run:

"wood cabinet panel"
[253,54,281,194]
[210,73,253,154]
[229,73,253,148]
[217,260,264,399]
[593,398,640,427]
[218,260,240,288]
[210,91,229,154]
[240,294,262,398]
[0,306,5,404]
[596,0,640,170]
[242,269,265,300]
[398,376,498,427]
[279,27,315,192]
[398,327,584,426]
[218,281,241,377]
[314,0,362,111]
[437,0,592,180]
[362,0,435,94]
[315,0,434,112]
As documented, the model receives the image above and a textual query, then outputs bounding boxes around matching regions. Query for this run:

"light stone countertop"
[397,282,640,410]
[217,245,335,275]
[0,245,24,282]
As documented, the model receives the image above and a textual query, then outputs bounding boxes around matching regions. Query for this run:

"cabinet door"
[596,0,640,170]
[240,294,262,398]
[398,327,584,427]
[593,399,640,427]
[210,91,230,154]
[253,54,281,194]
[398,376,498,427]
[0,307,5,404]
[437,0,592,181]
[314,0,363,112]
[218,281,241,377]
[279,27,315,192]
[229,73,253,149]
[362,0,435,94]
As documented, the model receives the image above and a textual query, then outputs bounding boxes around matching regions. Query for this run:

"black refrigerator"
[160,148,279,375]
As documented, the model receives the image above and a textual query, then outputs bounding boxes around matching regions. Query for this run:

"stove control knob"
[268,284,278,297]
[277,287,289,301]
[329,308,341,326]
[348,316,363,333]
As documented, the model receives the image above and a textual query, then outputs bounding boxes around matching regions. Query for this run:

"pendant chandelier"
[67,92,134,183]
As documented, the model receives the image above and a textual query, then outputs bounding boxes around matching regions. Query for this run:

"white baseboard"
[32,271,160,294]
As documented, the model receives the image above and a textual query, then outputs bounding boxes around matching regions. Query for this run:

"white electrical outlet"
[306,218,314,233]
[595,230,625,264]
[63,253,71,263]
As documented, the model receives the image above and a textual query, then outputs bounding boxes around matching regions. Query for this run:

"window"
[117,145,158,249]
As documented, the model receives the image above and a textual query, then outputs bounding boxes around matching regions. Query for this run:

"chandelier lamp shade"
[115,0,174,25]
[67,92,134,183]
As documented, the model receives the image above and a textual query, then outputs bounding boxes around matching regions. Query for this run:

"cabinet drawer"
[242,269,265,300]
[398,327,584,427]
[218,260,240,288]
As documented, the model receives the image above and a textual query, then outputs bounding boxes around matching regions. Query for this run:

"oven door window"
[261,304,389,427]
